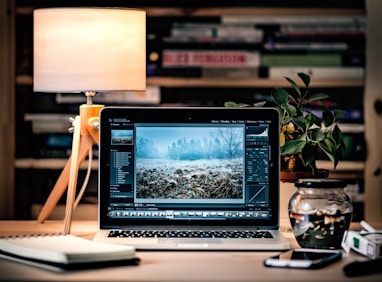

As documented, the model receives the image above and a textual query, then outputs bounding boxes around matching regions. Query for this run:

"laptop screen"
[99,107,280,228]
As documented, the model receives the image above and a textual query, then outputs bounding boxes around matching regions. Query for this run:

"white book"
[0,234,138,270]
[170,23,263,40]
[268,67,364,79]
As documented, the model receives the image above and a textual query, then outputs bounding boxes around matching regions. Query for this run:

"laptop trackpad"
[159,238,224,246]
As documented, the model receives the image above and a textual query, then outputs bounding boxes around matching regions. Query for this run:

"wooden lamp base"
[37,104,104,234]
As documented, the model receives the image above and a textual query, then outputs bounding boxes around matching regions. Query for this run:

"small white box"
[342,230,382,259]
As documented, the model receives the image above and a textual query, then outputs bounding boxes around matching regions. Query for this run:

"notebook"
[0,234,139,271]
[93,107,291,250]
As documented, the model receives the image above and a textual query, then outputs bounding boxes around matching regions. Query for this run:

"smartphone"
[263,248,342,269]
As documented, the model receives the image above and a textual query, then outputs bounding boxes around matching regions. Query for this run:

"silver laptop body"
[93,107,290,251]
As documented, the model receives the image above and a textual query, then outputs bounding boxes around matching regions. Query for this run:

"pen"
[343,257,382,277]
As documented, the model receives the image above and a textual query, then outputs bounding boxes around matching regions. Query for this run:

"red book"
[163,50,260,68]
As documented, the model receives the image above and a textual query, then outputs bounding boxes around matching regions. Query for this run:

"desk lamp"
[33,7,146,233]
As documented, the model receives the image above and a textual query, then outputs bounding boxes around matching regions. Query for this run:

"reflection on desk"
[0,220,381,282]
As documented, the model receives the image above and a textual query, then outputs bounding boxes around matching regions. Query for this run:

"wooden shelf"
[17,75,364,88]
[317,160,364,180]
[146,7,365,17]
[17,7,365,16]
[147,77,364,88]
[316,160,364,171]
[15,158,98,170]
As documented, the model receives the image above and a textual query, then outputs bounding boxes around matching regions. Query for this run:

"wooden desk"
[0,220,381,282]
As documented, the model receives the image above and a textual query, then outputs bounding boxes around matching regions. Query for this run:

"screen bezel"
[98,107,280,229]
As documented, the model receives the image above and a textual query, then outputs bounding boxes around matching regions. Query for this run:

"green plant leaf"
[271,87,289,106]
[310,127,325,142]
[253,101,267,107]
[305,112,321,127]
[306,93,330,103]
[296,132,308,142]
[283,103,297,118]
[224,101,252,108]
[224,101,239,107]
[333,109,346,120]
[331,124,344,149]
[301,143,315,167]
[318,142,339,169]
[292,115,306,131]
[304,113,316,129]
[313,113,322,127]
[281,140,306,155]
[322,110,334,127]
[285,76,301,98]
[298,72,310,87]
[323,137,336,152]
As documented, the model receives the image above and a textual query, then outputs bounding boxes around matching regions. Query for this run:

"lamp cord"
[74,143,93,209]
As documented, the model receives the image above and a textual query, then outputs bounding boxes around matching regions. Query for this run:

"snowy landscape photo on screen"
[135,125,244,202]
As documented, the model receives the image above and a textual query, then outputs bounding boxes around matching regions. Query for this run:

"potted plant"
[225,72,346,182]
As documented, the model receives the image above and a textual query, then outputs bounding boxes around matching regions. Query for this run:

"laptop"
[93,107,291,250]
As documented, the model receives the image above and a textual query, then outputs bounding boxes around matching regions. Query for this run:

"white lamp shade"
[33,8,146,92]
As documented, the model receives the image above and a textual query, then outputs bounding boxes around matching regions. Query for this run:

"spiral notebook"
[0,234,139,271]
[94,107,290,250]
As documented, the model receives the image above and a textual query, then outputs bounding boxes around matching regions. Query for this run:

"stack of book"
[147,14,365,80]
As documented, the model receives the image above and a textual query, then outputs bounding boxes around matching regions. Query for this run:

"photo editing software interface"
[106,117,274,222]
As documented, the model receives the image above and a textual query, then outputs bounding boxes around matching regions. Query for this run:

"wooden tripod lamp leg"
[63,116,81,234]
[36,157,72,223]
[36,104,103,228]
[37,120,94,224]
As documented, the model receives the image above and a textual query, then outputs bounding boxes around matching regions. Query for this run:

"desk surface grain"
[0,220,381,282]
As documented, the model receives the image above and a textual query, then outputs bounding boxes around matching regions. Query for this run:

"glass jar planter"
[289,179,353,249]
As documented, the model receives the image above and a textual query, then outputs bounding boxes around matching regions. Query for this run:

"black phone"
[263,249,342,269]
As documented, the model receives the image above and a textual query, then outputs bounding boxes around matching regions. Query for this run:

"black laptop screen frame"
[98,107,280,229]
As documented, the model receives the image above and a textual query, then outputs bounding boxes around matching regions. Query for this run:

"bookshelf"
[17,75,364,88]
[5,1,369,219]
[147,78,364,88]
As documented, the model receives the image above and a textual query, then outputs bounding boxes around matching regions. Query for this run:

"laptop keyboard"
[108,230,273,239]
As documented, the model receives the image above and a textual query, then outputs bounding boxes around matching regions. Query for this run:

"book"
[162,50,260,68]
[168,23,264,43]
[221,15,366,25]
[263,42,349,51]
[153,66,262,78]
[163,36,262,44]
[278,24,365,37]
[201,67,260,78]
[0,234,139,271]
[267,67,364,79]
[260,53,343,67]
